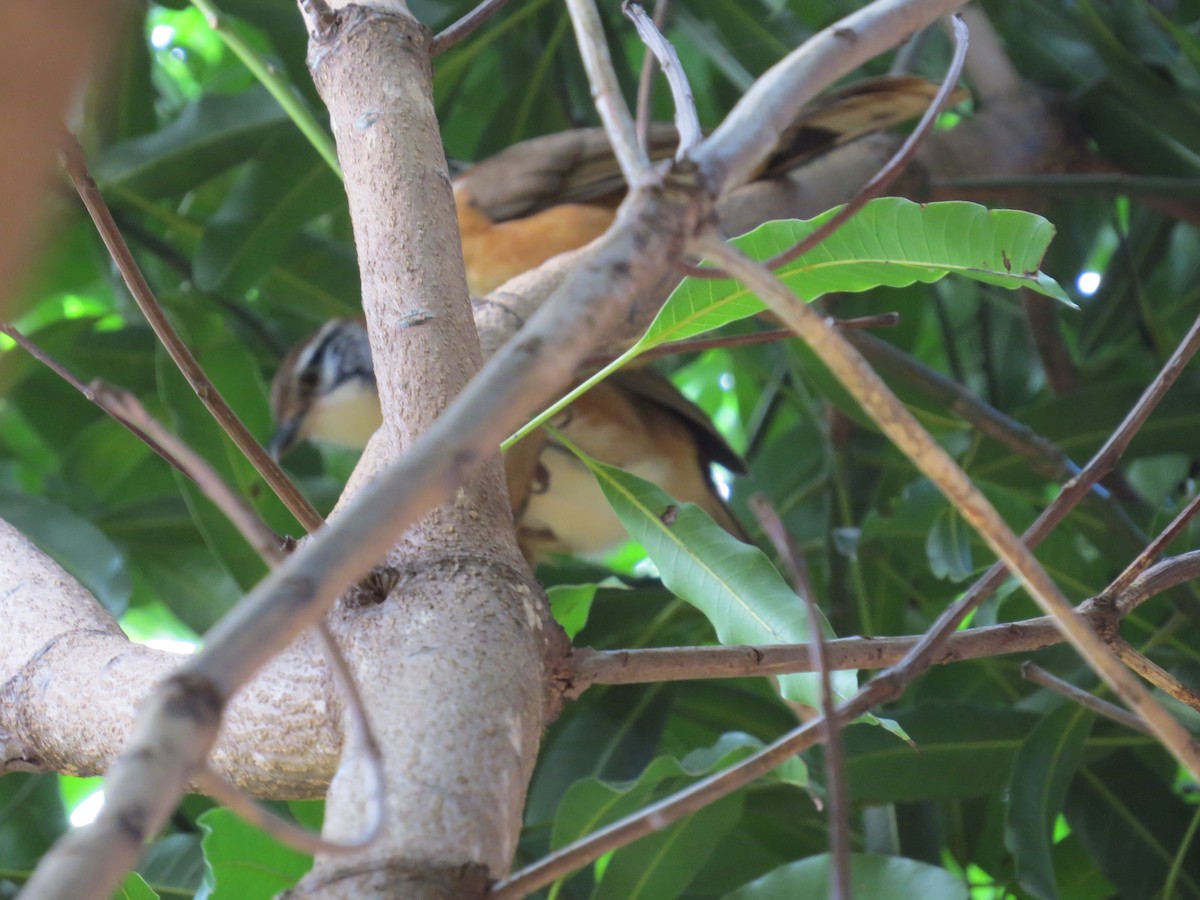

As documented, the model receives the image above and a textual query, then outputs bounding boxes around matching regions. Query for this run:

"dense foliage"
[3,0,1200,897]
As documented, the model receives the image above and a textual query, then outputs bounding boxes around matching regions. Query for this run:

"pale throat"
[306,377,383,448]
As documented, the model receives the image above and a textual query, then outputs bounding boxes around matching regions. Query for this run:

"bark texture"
[297,5,563,895]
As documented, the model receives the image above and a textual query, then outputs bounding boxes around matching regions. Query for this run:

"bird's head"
[268,318,381,458]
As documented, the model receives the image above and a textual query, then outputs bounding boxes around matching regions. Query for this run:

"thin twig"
[491,707,838,898]
[90,383,284,561]
[89,385,387,856]
[196,767,373,855]
[584,315,898,368]
[431,0,517,55]
[1021,663,1152,736]
[933,173,1200,200]
[497,553,1200,897]
[59,134,325,535]
[748,493,807,592]
[849,330,1074,484]
[622,1,700,156]
[871,307,1200,696]
[692,230,1200,777]
[1112,639,1200,713]
[796,569,849,900]
[565,0,651,184]
[1103,491,1200,606]
[0,324,182,474]
[680,13,969,279]
[1022,290,1079,395]
[633,0,670,151]
[569,552,1200,689]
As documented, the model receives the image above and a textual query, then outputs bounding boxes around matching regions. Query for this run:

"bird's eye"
[298,368,321,391]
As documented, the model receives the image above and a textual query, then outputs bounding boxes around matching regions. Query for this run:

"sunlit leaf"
[569,437,856,707]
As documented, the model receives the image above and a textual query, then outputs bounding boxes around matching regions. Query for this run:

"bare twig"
[1104,492,1200,607]
[565,0,651,184]
[797,572,849,899]
[933,173,1200,200]
[1112,639,1200,713]
[748,492,807,592]
[0,324,182,474]
[695,0,969,194]
[90,383,284,561]
[58,134,324,535]
[584,315,899,368]
[633,0,670,150]
[623,1,700,156]
[430,0,517,55]
[570,551,1200,689]
[1021,663,1152,736]
[848,330,1076,483]
[681,13,969,279]
[871,308,1200,696]
[692,230,1200,777]
[491,708,839,898]
[196,766,372,855]
[1117,551,1200,618]
[86,390,387,859]
[1022,290,1079,395]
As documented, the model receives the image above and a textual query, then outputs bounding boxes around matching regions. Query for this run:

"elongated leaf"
[725,853,967,900]
[505,200,1068,450]
[552,733,763,851]
[594,792,743,900]
[194,135,345,293]
[1006,705,1095,900]
[114,872,159,900]
[1065,750,1200,898]
[200,808,312,899]
[95,87,289,196]
[843,705,1040,803]
[570,440,856,707]
[641,199,1069,351]
[0,774,67,869]
[0,486,131,615]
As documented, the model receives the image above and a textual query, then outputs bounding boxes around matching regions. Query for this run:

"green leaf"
[725,853,968,900]
[925,506,974,581]
[137,833,205,896]
[548,583,601,639]
[200,808,312,899]
[593,792,743,900]
[505,200,1068,450]
[1006,705,1095,900]
[95,86,289,197]
[1065,750,1200,898]
[0,774,67,870]
[112,872,159,900]
[0,485,131,616]
[843,705,1040,803]
[551,734,762,853]
[194,134,345,293]
[644,199,1069,351]
[567,435,856,708]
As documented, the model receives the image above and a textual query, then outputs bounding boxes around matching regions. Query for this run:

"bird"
[269,318,746,560]
[270,75,959,557]
[453,75,961,295]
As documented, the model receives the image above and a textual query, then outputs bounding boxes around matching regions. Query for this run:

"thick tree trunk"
[295,4,565,895]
